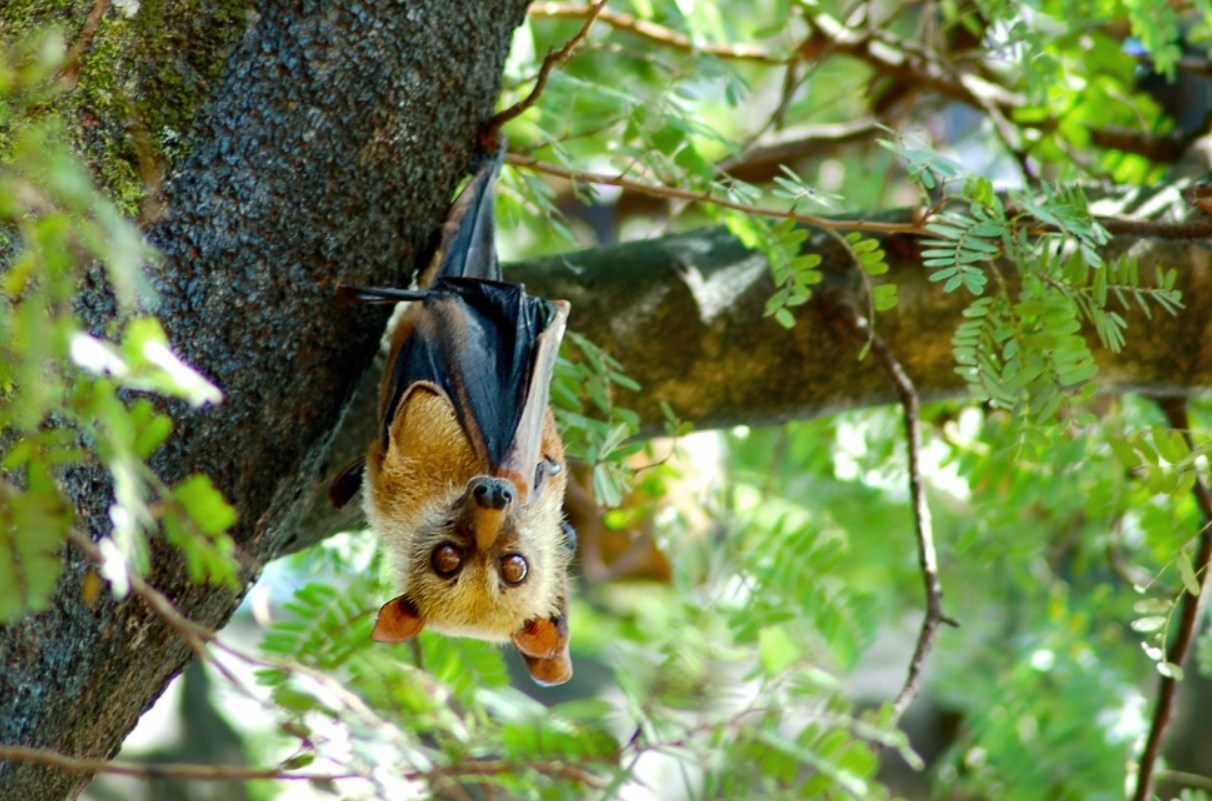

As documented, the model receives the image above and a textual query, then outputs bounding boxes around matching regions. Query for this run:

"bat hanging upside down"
[329,153,575,685]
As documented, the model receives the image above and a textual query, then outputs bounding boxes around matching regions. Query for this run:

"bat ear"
[371,595,425,643]
[329,457,366,509]
[512,613,572,686]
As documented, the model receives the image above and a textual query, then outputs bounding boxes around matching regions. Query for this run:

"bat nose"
[470,476,514,510]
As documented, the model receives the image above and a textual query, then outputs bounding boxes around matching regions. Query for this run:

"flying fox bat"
[330,154,575,685]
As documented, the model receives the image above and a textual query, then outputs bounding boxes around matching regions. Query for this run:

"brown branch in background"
[529,3,1201,164]
[833,305,958,725]
[0,745,606,789]
[484,0,609,142]
[506,152,926,235]
[528,2,788,63]
[1100,215,1212,241]
[1090,127,1200,164]
[1133,398,1212,801]
[0,745,356,784]
[1158,769,1212,793]
[717,119,882,182]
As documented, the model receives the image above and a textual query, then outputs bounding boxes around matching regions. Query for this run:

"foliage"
[7,1,1212,801]
[0,32,236,622]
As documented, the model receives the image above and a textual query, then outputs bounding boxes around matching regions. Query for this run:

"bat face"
[364,385,571,645]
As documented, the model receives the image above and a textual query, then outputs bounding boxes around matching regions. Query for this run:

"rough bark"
[511,225,1212,428]
[0,1,530,799]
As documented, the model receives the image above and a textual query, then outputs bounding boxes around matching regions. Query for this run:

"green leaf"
[0,478,71,623]
[173,474,237,536]
[1177,551,1202,597]
[1157,661,1185,681]
[1130,616,1166,633]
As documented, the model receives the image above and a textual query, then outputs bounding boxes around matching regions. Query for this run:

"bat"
[330,154,575,685]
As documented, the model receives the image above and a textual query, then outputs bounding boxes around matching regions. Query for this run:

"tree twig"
[66,532,394,735]
[832,305,959,725]
[1132,398,1212,801]
[717,119,882,181]
[528,2,787,63]
[0,744,606,789]
[506,152,926,235]
[0,744,357,783]
[485,0,609,140]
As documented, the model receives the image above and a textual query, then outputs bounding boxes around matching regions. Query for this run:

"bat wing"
[332,149,567,502]
[380,278,566,477]
[418,150,503,286]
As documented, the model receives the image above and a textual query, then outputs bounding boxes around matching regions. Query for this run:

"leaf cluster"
[0,33,237,621]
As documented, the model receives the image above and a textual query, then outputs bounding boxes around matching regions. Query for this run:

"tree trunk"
[0,1,529,799]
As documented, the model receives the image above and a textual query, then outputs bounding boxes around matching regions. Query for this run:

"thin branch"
[67,532,398,736]
[0,744,357,783]
[1133,398,1212,801]
[1158,769,1212,793]
[506,152,926,235]
[717,118,882,180]
[69,532,218,653]
[528,2,788,63]
[1100,215,1212,241]
[833,305,958,725]
[0,745,607,789]
[485,0,609,139]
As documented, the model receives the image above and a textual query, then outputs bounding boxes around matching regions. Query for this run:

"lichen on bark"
[4,0,250,216]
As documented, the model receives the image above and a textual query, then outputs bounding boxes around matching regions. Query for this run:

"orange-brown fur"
[363,384,570,643]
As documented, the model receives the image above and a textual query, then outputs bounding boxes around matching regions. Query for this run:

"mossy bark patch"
[4,0,250,216]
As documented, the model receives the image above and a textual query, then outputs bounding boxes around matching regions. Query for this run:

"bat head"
[364,383,574,685]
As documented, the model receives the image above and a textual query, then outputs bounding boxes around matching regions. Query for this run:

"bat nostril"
[470,476,513,510]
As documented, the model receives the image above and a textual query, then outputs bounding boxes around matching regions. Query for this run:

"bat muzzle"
[470,476,515,510]
[465,476,518,551]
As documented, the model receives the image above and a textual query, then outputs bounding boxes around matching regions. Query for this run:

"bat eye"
[431,543,464,577]
[499,554,529,586]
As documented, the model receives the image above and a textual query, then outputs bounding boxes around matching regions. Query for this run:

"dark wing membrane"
[501,297,568,493]
[380,277,559,472]
[421,151,503,286]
